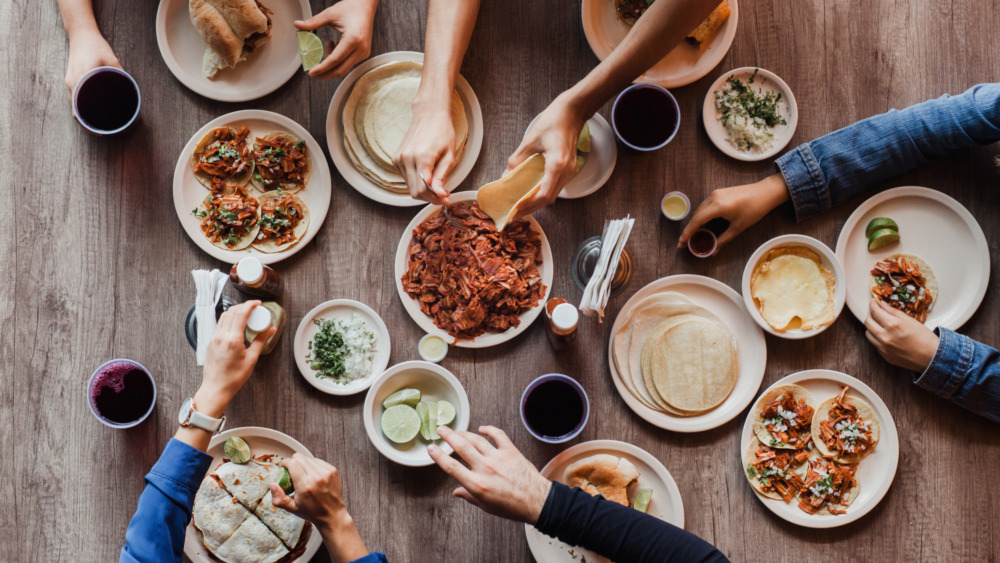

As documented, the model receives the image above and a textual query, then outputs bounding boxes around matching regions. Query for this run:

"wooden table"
[9,0,999,560]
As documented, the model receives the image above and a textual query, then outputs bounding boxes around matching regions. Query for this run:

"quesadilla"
[751,384,816,450]
[254,490,307,549]
[190,0,273,79]
[252,190,310,253]
[251,132,311,193]
[870,254,937,323]
[192,475,251,552]
[213,515,289,563]
[812,386,880,464]
[214,459,282,511]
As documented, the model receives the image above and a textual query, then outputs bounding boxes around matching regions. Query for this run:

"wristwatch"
[178,398,226,433]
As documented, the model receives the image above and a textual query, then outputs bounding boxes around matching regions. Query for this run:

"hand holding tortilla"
[869,254,937,323]
[189,0,272,79]
[476,154,546,230]
[428,425,555,525]
[864,298,940,372]
[293,0,378,80]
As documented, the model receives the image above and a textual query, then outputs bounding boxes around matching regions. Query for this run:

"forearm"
[317,511,370,563]
[415,0,481,112]
[535,482,728,563]
[914,328,1000,424]
[173,385,233,453]
[57,0,100,38]
[776,83,1000,221]
[564,0,720,118]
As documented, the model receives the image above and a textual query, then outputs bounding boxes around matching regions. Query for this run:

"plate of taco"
[740,369,898,528]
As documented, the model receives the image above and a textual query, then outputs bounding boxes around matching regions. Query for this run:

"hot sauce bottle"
[230,256,283,299]
[544,298,579,351]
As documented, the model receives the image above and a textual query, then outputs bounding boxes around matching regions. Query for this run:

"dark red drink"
[520,375,589,443]
[73,67,141,134]
[612,84,680,151]
[688,228,718,258]
[88,360,156,427]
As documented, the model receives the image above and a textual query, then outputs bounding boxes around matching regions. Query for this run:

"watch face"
[178,398,194,425]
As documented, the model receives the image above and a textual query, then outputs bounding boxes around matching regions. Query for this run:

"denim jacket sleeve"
[775,83,1000,222]
[913,328,1000,423]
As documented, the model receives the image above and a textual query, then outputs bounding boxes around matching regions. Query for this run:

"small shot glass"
[661,191,691,221]
[687,228,718,258]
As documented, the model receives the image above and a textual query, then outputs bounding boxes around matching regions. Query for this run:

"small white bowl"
[363,361,470,467]
[661,191,690,221]
[418,334,449,363]
[741,234,846,339]
[702,67,798,162]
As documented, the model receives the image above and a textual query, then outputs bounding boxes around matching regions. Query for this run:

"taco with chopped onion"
[250,131,311,193]
[743,439,808,502]
[252,190,310,253]
[192,126,255,188]
[870,253,937,323]
[193,185,260,250]
[811,386,879,464]
[796,456,860,515]
[751,384,816,451]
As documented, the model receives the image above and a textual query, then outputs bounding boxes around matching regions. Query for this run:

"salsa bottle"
[544,298,579,352]
[230,257,282,299]
[244,302,286,354]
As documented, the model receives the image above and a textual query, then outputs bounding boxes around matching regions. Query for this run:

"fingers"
[478,425,515,451]
[460,431,497,457]
[678,201,717,247]
[428,442,476,484]
[246,326,274,359]
[867,298,897,328]
[269,483,298,512]
[453,486,486,510]
[223,300,261,333]
[309,38,353,78]
[505,142,536,174]
[430,150,456,194]
[293,11,331,31]
[437,426,485,467]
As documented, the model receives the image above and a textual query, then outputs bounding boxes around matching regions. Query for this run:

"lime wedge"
[383,388,422,409]
[417,400,439,441]
[297,31,324,71]
[864,217,898,238]
[632,488,652,513]
[575,154,586,174]
[381,404,421,444]
[223,436,251,464]
[436,400,456,426]
[277,466,294,494]
[577,122,592,153]
[867,227,900,251]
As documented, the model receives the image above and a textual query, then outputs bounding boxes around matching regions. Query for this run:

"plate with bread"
[156,0,311,102]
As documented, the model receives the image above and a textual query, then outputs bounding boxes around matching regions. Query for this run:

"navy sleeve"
[534,482,729,563]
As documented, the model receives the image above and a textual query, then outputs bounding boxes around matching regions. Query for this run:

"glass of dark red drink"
[88,359,157,428]
[611,83,680,151]
[520,374,589,443]
[72,66,141,135]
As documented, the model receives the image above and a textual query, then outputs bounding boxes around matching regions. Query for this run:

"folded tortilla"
[213,515,288,563]
[476,154,546,231]
[254,490,306,549]
[215,460,282,511]
[192,476,251,551]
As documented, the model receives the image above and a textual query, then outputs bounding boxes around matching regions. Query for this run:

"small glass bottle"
[230,257,283,299]
[244,302,286,354]
[544,298,579,351]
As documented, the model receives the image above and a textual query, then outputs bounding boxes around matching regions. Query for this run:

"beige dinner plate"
[155,0,310,102]
[740,370,899,528]
[183,426,321,562]
[172,109,332,264]
[393,191,553,348]
[581,0,739,88]
[524,440,684,563]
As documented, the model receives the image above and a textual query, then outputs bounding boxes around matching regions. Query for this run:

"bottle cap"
[551,303,579,331]
[236,257,264,284]
[246,306,273,333]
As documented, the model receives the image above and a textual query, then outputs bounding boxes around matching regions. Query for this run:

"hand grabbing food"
[428,425,552,524]
[864,298,939,372]
[393,102,457,204]
[294,0,378,80]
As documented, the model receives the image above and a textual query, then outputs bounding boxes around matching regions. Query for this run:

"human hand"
[294,0,378,80]
[505,95,586,216]
[428,425,552,525]
[393,103,457,205]
[678,174,790,253]
[864,298,940,372]
[65,28,121,99]
[195,301,274,417]
[270,454,368,563]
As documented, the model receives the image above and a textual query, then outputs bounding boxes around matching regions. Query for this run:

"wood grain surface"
[4,0,999,561]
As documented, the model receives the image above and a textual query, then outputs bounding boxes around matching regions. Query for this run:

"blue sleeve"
[913,328,1000,423]
[775,83,1000,222]
[348,554,388,563]
[533,482,728,563]
[120,439,213,563]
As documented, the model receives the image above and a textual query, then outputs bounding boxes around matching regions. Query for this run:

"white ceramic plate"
[581,0,739,88]
[172,109,332,264]
[362,361,471,467]
[524,440,685,563]
[607,275,766,432]
[702,67,798,161]
[835,186,989,331]
[740,370,899,528]
[522,113,618,199]
[183,426,320,562]
[741,234,846,339]
[325,51,484,207]
[155,0,310,102]
[292,300,391,396]
[394,191,554,348]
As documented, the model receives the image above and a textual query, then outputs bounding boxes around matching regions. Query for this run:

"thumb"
[294,12,330,31]
[505,143,535,175]
[270,483,298,512]
[246,326,275,359]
